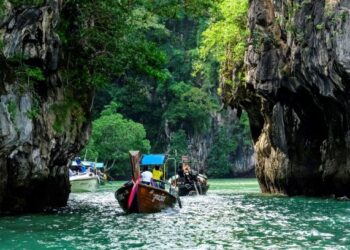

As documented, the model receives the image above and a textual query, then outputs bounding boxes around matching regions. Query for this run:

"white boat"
[70,173,99,192]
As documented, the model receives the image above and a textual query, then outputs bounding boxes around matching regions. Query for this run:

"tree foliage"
[84,102,150,178]
[1,0,254,178]
[169,129,190,162]
[165,82,218,133]
[83,0,252,178]
[207,127,236,177]
[195,0,249,89]
[91,3,221,152]
[58,0,170,90]
[199,0,248,64]
[207,112,253,178]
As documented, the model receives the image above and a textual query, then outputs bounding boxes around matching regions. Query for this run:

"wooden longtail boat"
[115,151,178,213]
[177,175,210,196]
[171,155,210,196]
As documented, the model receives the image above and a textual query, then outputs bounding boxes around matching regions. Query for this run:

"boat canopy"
[140,154,166,165]
[71,160,104,168]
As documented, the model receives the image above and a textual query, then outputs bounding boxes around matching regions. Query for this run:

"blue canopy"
[72,160,104,168]
[140,154,166,165]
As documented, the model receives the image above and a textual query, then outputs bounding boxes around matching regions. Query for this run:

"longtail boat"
[170,155,210,196]
[115,151,180,213]
[176,174,210,196]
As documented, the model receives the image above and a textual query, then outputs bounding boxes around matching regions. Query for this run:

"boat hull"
[70,175,99,192]
[116,183,177,213]
[178,183,209,196]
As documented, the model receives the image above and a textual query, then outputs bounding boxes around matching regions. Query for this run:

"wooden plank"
[129,151,141,181]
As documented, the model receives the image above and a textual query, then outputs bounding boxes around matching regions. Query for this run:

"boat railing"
[152,179,165,189]
[152,179,177,196]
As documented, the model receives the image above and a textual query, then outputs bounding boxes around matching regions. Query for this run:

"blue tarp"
[72,160,104,168]
[94,163,104,168]
[140,154,166,165]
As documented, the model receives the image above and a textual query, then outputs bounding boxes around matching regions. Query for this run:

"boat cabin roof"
[140,154,166,165]
[71,160,104,168]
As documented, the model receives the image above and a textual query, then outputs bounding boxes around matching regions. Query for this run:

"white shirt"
[141,171,153,183]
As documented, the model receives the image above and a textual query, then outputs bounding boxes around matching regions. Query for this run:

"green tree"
[207,112,253,178]
[169,129,190,162]
[195,0,249,89]
[97,7,221,152]
[207,127,237,177]
[165,82,218,134]
[85,102,150,178]
[199,0,248,63]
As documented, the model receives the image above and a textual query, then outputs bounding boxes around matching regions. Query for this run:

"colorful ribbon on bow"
[127,177,140,209]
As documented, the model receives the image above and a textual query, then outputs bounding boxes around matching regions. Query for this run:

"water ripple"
[0,179,349,249]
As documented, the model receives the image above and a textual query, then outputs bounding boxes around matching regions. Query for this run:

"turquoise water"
[0,179,350,249]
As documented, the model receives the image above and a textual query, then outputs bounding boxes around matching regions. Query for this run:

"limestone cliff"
[226,0,350,196]
[0,1,92,213]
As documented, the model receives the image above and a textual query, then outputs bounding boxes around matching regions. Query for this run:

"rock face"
[0,1,91,213]
[230,0,350,196]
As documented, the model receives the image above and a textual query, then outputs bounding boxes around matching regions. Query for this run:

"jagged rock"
[0,1,91,213]
[229,0,350,196]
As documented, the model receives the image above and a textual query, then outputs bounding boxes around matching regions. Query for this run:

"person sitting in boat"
[152,165,164,189]
[75,157,87,173]
[141,165,153,185]
[183,162,198,184]
[183,162,192,182]
[177,164,185,178]
[152,166,163,181]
